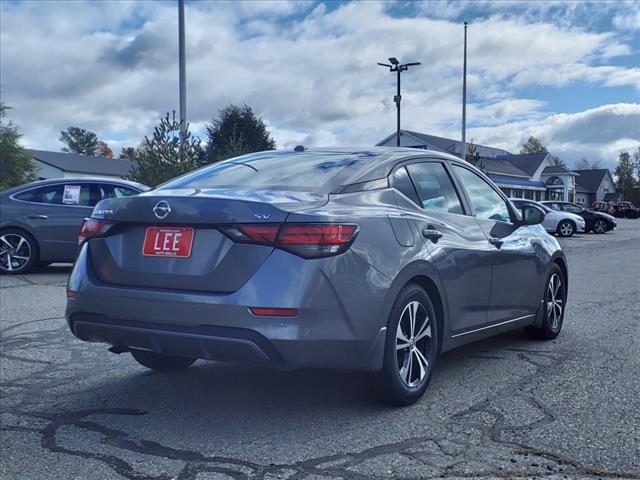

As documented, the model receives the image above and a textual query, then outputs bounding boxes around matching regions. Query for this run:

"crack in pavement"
[1,296,638,479]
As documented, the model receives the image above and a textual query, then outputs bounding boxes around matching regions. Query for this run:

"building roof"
[541,165,577,175]
[572,169,611,193]
[488,175,547,189]
[496,152,549,177]
[29,149,135,178]
[475,157,530,178]
[376,130,512,158]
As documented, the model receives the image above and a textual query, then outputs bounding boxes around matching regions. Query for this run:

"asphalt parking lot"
[1,219,639,480]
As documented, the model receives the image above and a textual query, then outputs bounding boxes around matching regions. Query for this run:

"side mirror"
[519,205,545,226]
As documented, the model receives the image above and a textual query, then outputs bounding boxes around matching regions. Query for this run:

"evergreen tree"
[520,136,565,167]
[632,146,640,186]
[202,104,275,164]
[0,102,37,190]
[614,151,635,199]
[128,111,201,187]
[59,127,99,155]
[119,147,137,160]
[520,136,547,154]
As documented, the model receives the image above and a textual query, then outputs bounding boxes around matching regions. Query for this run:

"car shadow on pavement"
[81,328,542,417]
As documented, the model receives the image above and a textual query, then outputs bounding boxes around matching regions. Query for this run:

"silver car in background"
[510,199,585,237]
[66,148,568,405]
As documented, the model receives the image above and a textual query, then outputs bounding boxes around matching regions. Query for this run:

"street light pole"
[178,0,187,143]
[378,57,421,147]
[461,21,468,160]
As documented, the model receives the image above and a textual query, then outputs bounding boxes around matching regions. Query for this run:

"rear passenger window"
[390,167,420,206]
[15,185,64,204]
[405,163,464,214]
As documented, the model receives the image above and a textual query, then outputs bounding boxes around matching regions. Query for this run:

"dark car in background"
[1,178,149,274]
[613,201,640,219]
[541,201,616,234]
[66,147,568,405]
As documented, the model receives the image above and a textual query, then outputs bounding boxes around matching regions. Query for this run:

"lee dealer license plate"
[142,227,194,258]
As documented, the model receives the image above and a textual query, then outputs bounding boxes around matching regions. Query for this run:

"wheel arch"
[407,275,445,355]
[382,259,449,355]
[552,253,568,294]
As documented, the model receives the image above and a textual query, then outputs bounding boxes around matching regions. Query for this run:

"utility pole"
[378,58,421,147]
[461,21,468,160]
[178,0,187,143]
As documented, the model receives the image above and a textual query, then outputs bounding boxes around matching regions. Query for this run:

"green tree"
[632,145,640,186]
[202,104,275,164]
[614,151,635,200]
[0,102,37,190]
[520,136,548,154]
[128,111,201,187]
[59,127,99,155]
[520,136,565,167]
[119,146,137,160]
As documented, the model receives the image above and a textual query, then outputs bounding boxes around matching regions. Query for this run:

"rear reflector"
[220,223,358,258]
[249,307,298,317]
[78,218,115,245]
[67,290,78,299]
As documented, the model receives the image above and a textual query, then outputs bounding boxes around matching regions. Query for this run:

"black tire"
[593,219,607,234]
[0,228,39,275]
[556,220,575,237]
[369,284,439,406]
[525,263,566,340]
[130,350,196,372]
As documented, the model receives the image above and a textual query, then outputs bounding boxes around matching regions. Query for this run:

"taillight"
[78,218,115,245]
[220,223,358,259]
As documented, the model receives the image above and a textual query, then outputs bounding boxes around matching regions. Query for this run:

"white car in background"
[510,199,585,237]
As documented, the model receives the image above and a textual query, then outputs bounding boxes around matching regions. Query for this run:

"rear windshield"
[159,151,373,192]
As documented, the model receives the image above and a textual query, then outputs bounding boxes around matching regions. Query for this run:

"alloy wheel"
[396,301,432,388]
[0,234,32,273]
[594,220,606,234]
[546,273,564,331]
[560,222,574,237]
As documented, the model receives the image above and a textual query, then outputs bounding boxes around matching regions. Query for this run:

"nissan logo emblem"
[153,201,172,220]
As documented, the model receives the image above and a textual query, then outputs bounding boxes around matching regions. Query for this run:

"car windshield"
[159,151,374,192]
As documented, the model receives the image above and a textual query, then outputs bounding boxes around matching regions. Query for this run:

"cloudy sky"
[1,0,639,169]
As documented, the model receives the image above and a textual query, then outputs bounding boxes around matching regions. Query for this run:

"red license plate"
[142,227,194,258]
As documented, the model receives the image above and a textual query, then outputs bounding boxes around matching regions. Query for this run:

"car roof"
[1,177,149,195]
[271,146,469,188]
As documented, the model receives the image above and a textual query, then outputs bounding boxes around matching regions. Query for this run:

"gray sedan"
[65,148,567,405]
[0,178,148,273]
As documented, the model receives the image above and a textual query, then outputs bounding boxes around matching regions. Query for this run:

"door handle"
[488,237,503,249]
[27,214,48,220]
[422,228,443,243]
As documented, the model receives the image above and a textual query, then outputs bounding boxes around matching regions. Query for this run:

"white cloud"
[0,0,637,169]
[466,103,640,168]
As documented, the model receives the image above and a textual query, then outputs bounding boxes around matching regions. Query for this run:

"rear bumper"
[65,244,388,371]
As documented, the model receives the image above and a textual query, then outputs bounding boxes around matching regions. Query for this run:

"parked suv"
[541,201,616,234]
[591,201,614,216]
[1,178,149,274]
[613,201,640,219]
